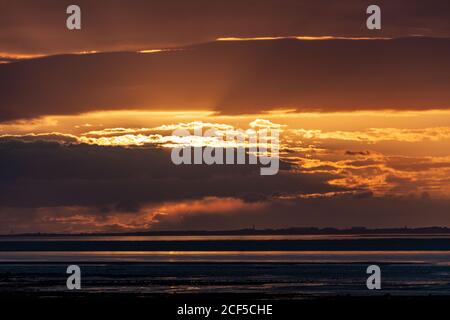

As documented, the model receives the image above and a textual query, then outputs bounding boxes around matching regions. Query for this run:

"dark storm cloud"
[0,140,341,208]
[1,37,450,121]
[1,0,450,55]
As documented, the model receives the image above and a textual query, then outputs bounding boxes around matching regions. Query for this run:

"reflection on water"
[2,250,450,263]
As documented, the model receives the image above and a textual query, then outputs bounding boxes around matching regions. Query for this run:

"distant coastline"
[3,226,450,237]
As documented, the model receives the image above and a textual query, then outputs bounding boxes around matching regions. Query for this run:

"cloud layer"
[1,37,450,122]
[1,0,450,55]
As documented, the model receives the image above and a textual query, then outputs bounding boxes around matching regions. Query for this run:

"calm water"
[1,235,450,297]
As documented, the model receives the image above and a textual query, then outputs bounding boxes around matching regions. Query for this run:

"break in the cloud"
[1,37,450,122]
[1,0,450,56]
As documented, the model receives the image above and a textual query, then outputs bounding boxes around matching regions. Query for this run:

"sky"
[1,0,450,233]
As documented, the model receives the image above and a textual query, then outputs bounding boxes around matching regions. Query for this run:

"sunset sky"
[1,0,450,233]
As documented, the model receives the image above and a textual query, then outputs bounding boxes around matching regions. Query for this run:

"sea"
[1,234,450,297]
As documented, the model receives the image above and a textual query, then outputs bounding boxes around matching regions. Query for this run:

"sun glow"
[216,36,392,41]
